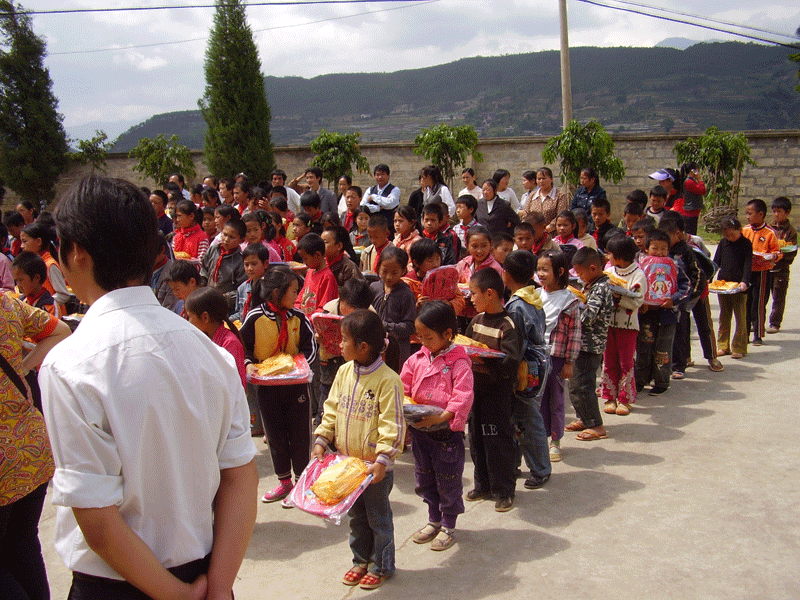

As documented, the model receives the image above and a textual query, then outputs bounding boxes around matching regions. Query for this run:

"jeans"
[512,393,551,479]
[540,356,566,440]
[348,472,395,577]
[411,428,465,529]
[569,351,605,427]
[0,482,49,600]
[673,297,716,371]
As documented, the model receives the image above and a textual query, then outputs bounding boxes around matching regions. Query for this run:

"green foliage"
[310,130,370,187]
[0,0,69,202]
[71,130,112,173]
[790,26,800,93]
[541,119,625,188]
[199,0,273,181]
[128,134,195,187]
[673,126,756,209]
[413,124,483,186]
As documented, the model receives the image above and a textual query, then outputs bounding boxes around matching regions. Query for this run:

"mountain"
[655,37,703,50]
[112,41,800,151]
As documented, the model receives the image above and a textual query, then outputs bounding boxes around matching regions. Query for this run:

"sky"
[16,0,800,143]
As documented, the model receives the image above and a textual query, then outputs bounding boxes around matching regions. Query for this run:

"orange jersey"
[743,224,780,271]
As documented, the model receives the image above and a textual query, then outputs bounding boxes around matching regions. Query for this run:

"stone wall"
[5,130,800,227]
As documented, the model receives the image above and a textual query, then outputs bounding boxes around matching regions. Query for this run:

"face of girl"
[722,228,742,243]
[482,183,495,200]
[537,257,557,289]
[186,310,213,335]
[293,218,310,239]
[175,209,194,229]
[556,217,574,239]
[394,214,412,236]
[356,212,370,231]
[19,232,42,253]
[338,177,350,195]
[421,174,434,189]
[16,203,33,223]
[378,258,404,291]
[417,252,441,276]
[339,328,367,363]
[579,172,595,190]
[415,320,452,355]
[467,234,492,264]
[245,220,264,244]
[202,213,216,236]
[497,175,509,191]
[523,177,536,191]
[536,172,553,192]
[279,278,299,309]
[461,171,475,187]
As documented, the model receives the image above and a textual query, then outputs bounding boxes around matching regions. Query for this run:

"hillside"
[112,42,800,151]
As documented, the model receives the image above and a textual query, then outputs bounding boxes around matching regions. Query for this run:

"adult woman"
[16,200,38,226]
[520,167,569,235]
[458,167,483,200]
[492,168,520,212]
[336,174,352,215]
[0,294,70,599]
[476,179,520,236]
[570,167,606,229]
[421,165,455,219]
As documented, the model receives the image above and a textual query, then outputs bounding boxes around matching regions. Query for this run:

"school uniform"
[768,220,797,331]
[743,223,779,341]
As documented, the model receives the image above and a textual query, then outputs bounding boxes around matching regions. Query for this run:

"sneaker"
[671,371,685,380]
[649,387,668,396]
[261,480,293,503]
[753,337,763,346]
[766,326,779,334]
[280,497,294,509]
[549,440,562,462]
[465,489,491,502]
[524,474,550,489]
[494,497,514,512]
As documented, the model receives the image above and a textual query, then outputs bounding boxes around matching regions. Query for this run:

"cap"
[649,169,674,182]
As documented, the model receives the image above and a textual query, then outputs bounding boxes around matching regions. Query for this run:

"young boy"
[623,202,645,236]
[714,217,752,359]
[151,235,177,312]
[591,198,623,253]
[167,259,201,317]
[4,211,24,257]
[296,232,338,316]
[231,243,269,323]
[492,232,515,266]
[466,268,522,512]
[502,250,552,489]
[322,226,364,290]
[573,208,598,251]
[421,203,456,266]
[201,219,247,310]
[523,212,556,256]
[12,252,56,316]
[360,214,394,272]
[341,185,363,233]
[567,247,614,440]
[213,204,240,246]
[631,218,655,260]
[646,186,671,225]
[767,196,797,334]
[201,206,217,241]
[742,198,781,345]
[455,194,479,252]
[514,222,536,253]
[300,191,324,234]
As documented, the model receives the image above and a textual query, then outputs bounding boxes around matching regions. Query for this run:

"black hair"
[243,209,275,241]
[772,196,792,212]
[156,231,170,256]
[269,211,287,237]
[293,212,313,229]
[223,218,247,239]
[165,182,181,195]
[580,167,599,183]
[270,185,288,199]
[242,243,270,263]
[270,195,288,212]
[304,166,323,180]
[322,211,341,227]
[421,164,445,187]
[631,217,656,232]
[646,229,671,248]
[0,223,7,245]
[190,183,204,197]
[140,186,151,196]
[21,221,57,255]
[395,204,417,226]
[591,197,611,214]
[300,191,321,209]
[377,245,408,271]
[719,216,742,231]
[416,300,458,340]
[461,167,476,177]
[341,309,386,364]
[373,164,390,176]
[18,199,38,219]
[201,205,216,219]
[339,174,353,185]
[503,249,537,285]
[602,228,625,248]
[659,213,685,233]
[170,173,185,185]
[185,287,243,345]
[522,210,545,225]
[538,249,570,289]
[556,209,577,232]
[219,177,235,192]
[455,194,478,214]
[422,202,445,221]
[626,189,648,207]
[175,199,200,225]
[201,187,220,207]
[4,211,24,229]
[12,251,47,283]
[270,169,287,181]
[297,232,325,256]
[465,224,491,244]
[514,221,535,235]
[492,232,514,246]
[624,202,644,216]
[537,166,554,179]
[324,225,357,261]
[367,214,389,230]
[409,237,439,266]
[36,211,55,229]
[167,259,201,285]
[348,185,363,199]
[481,178,498,194]
[746,198,767,216]
[572,208,589,226]
[649,185,668,199]
[339,278,373,310]
[522,170,536,182]
[252,264,299,307]
[605,235,638,263]
[492,168,510,184]
[204,175,219,188]
[215,204,239,222]
[470,265,504,297]
[572,246,603,268]
[150,189,168,207]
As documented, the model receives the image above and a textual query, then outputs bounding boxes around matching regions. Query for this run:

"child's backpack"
[514,298,551,401]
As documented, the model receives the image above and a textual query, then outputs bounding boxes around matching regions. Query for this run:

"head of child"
[536,249,569,292]
[185,287,231,338]
[626,189,648,212]
[269,211,287,240]
[409,237,440,278]
[345,186,362,214]
[321,226,350,262]
[338,278,373,316]
[377,246,408,293]
[415,301,458,355]
[214,204,238,234]
[590,199,610,228]
[631,218,655,252]
[555,210,577,241]
[571,247,603,286]
[3,211,24,241]
[772,196,792,225]
[232,181,251,210]
[744,198,768,228]
[300,191,322,220]
[492,232,514,265]
[514,221,536,252]
[242,211,267,246]
[201,207,216,237]
[455,194,477,225]
[606,234,638,269]
[20,222,56,255]
[502,249,537,292]
[12,252,47,297]
[466,225,492,264]
[269,193,288,217]
[354,206,370,233]
[167,259,201,300]
[645,229,671,258]
[394,205,417,238]
[321,211,340,230]
[253,265,299,310]
[526,211,548,242]
[201,187,220,208]
[365,214,389,249]
[658,215,684,248]
[174,199,199,231]
[297,232,326,270]
[242,243,269,282]
[469,267,505,314]
[623,202,644,231]
[572,209,589,238]
[649,186,668,212]
[719,216,742,243]
[219,219,245,252]
[340,309,386,366]
[422,203,445,236]
[292,213,312,241]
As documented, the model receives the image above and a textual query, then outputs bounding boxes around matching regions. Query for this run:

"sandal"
[576,429,607,441]
[342,565,368,586]
[708,359,724,372]
[615,403,630,416]
[430,528,455,551]
[565,419,586,432]
[359,573,387,590]
[412,523,441,544]
[603,400,617,414]
[731,353,744,359]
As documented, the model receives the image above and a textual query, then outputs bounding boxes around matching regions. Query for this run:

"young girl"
[405,238,465,315]
[400,301,473,552]
[601,235,646,415]
[172,199,209,260]
[321,211,341,230]
[370,246,416,371]
[714,217,752,359]
[242,210,281,262]
[350,206,371,248]
[573,208,598,250]
[291,213,313,262]
[554,210,585,251]
[313,310,405,590]
[393,204,421,257]
[536,250,581,461]
[241,265,317,503]
[322,226,362,288]
[269,210,296,262]
[19,222,70,314]
[456,225,502,317]
[201,206,217,241]
[185,287,246,388]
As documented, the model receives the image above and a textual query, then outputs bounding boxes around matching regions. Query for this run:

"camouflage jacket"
[579,274,614,354]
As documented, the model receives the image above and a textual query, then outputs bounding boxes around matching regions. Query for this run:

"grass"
[698,225,722,245]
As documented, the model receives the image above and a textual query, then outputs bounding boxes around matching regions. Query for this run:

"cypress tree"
[0,1,69,203]
[199,0,274,182]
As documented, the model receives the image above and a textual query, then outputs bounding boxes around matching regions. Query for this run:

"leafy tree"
[71,130,112,174]
[310,130,370,187]
[413,124,483,187]
[128,134,195,188]
[199,0,273,181]
[0,0,69,203]
[541,119,625,190]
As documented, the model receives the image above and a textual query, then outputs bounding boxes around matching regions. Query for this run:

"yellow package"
[454,334,489,349]
[254,353,295,377]
[312,457,368,505]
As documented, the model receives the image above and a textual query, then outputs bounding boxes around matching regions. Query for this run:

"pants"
[769,271,790,328]
[468,375,516,498]
[257,383,311,481]
[512,393,551,479]
[410,428,465,530]
[0,482,49,600]
[569,351,604,428]
[348,472,395,577]
[540,356,566,440]
[309,356,323,426]
[718,292,748,355]
[636,310,676,391]
[684,215,699,236]
[601,327,638,404]
[673,297,716,371]
[747,270,772,340]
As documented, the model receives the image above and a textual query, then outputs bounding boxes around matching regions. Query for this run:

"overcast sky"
[19,0,800,142]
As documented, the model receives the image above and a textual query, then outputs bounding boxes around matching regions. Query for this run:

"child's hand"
[367,461,387,484]
[416,410,453,430]
[639,304,649,313]
[560,362,573,379]
[246,364,257,376]
[312,443,327,461]
[738,282,748,292]
[416,295,430,309]
[661,298,674,309]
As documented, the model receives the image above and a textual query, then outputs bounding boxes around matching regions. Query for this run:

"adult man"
[361,163,401,234]
[169,173,191,200]
[271,169,302,215]
[40,176,258,600]
[150,189,173,237]
[302,167,337,214]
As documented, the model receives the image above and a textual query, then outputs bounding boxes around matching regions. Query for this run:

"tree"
[0,0,69,203]
[71,130,112,174]
[790,26,800,92]
[541,119,625,191]
[199,0,273,181]
[128,134,195,188]
[310,130,370,188]
[413,124,483,187]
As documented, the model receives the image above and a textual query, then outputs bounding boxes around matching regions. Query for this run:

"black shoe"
[753,337,763,346]
[494,497,514,512]
[465,489,491,502]
[524,474,550,489]
[649,387,668,396]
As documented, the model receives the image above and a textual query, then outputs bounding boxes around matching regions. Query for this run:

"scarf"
[532,236,548,255]
[268,301,289,354]
[326,252,344,269]
[174,224,202,252]
[211,247,231,283]
[555,234,576,245]
[422,229,438,240]
[343,211,355,231]
[373,241,389,271]
[242,291,252,318]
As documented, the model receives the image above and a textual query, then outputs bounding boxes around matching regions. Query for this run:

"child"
[536,250,581,460]
[212,204,240,246]
[313,310,405,590]
[456,225,503,318]
[291,213,313,261]
[370,246,416,369]
[242,211,281,262]
[767,196,797,334]
[742,198,780,345]
[350,206,371,248]
[646,186,671,225]
[492,232,515,266]
[514,222,536,253]
[631,218,655,260]
[591,198,623,253]
[623,202,645,236]
[242,266,317,502]
[502,250,552,489]
[405,238,466,316]
[151,234,178,312]
[392,204,422,256]
[3,211,24,256]
[200,219,247,310]
[166,259,201,317]
[465,268,521,511]
[421,203,457,266]
[523,212,556,256]
[185,287,246,388]
[359,214,393,273]
[455,194,479,253]
[201,206,217,241]
[600,236,646,410]
[300,191,324,234]
[573,208,598,251]
[269,210,296,261]
[19,222,70,314]
[321,211,341,230]
[173,199,209,260]
[714,217,752,359]
[341,185,362,233]
[322,226,363,289]
[11,252,56,316]
[635,230,689,395]
[295,232,338,315]
[554,210,585,264]
[231,243,270,323]
[401,301,473,551]
[567,247,614,441]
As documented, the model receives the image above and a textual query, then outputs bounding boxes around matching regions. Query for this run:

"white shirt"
[423,184,455,218]
[40,287,255,579]
[361,183,401,213]
[458,186,483,200]
[285,187,302,215]
[497,187,520,212]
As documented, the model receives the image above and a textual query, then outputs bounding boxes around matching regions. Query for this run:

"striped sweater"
[466,309,522,380]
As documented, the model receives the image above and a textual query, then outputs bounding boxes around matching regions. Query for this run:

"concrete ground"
[40,257,800,600]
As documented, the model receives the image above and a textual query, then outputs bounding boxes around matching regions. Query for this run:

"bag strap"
[0,352,28,399]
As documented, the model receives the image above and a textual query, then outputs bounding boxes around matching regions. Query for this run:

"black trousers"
[0,482,49,600]
[257,383,311,481]
[747,270,772,340]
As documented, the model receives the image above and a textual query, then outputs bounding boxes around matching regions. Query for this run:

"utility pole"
[559,0,573,128]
